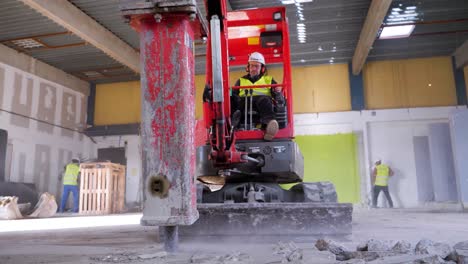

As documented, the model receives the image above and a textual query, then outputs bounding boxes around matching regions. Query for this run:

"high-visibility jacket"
[375,164,390,186]
[63,163,79,186]
[239,75,273,97]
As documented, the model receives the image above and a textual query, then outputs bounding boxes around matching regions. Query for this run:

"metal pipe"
[249,89,253,130]
[161,226,178,253]
[244,92,248,129]
[241,154,260,163]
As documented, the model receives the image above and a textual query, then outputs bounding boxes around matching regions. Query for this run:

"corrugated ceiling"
[0,0,467,83]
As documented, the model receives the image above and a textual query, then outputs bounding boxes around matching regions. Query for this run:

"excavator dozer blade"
[179,202,353,237]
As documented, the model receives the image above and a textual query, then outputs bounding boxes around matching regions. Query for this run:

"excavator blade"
[180,202,353,237]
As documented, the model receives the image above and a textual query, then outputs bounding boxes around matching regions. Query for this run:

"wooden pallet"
[79,162,126,215]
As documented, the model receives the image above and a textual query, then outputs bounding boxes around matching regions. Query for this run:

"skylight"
[379,25,415,39]
[297,22,307,43]
[380,4,420,39]
[11,39,44,49]
[281,0,313,4]
[385,5,420,25]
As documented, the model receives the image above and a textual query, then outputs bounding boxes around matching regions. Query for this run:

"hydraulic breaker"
[120,0,206,251]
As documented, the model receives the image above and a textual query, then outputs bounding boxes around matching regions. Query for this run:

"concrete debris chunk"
[356,242,368,252]
[454,241,468,263]
[315,239,350,261]
[222,251,253,263]
[347,250,404,262]
[415,239,454,260]
[392,240,412,254]
[366,239,396,252]
[273,241,303,262]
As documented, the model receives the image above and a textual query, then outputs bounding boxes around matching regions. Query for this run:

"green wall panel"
[289,134,360,203]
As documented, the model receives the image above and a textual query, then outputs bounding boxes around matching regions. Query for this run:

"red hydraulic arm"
[203,0,246,167]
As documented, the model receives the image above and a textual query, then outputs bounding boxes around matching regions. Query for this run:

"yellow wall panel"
[195,75,206,119]
[96,57,457,125]
[292,67,315,113]
[95,81,140,125]
[96,64,351,125]
[364,61,407,109]
[292,64,351,113]
[404,57,456,107]
[364,56,457,109]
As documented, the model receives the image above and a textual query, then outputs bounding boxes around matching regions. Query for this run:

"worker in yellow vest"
[231,52,282,141]
[372,159,394,208]
[58,158,80,213]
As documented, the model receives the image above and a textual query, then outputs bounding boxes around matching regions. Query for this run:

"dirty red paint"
[134,14,198,225]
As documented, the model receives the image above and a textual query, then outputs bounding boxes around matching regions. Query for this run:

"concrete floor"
[0,208,467,263]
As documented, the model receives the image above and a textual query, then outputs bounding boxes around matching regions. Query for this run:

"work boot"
[231,110,241,128]
[264,119,279,141]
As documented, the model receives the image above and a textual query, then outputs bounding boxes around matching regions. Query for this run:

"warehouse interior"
[1,0,468,263]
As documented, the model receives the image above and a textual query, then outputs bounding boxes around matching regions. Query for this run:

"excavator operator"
[231,52,282,140]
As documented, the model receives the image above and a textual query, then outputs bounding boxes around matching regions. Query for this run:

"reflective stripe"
[375,164,389,186]
[63,163,79,186]
[239,76,272,97]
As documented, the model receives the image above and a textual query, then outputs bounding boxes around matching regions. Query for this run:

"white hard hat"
[248,52,265,65]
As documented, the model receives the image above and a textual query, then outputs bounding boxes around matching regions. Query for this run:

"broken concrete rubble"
[315,238,350,260]
[391,240,412,254]
[454,241,468,264]
[415,239,456,261]
[273,241,303,262]
[365,239,396,252]
[314,238,465,263]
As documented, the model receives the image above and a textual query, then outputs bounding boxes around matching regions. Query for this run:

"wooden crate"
[79,162,126,215]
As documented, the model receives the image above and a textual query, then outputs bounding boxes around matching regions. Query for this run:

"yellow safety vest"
[375,164,390,186]
[239,75,273,97]
[63,163,79,186]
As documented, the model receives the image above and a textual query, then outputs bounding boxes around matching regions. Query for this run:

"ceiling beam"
[351,0,392,75]
[19,0,140,73]
[454,41,468,69]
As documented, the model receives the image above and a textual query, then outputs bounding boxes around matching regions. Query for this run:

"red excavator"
[194,1,352,236]
[120,0,352,239]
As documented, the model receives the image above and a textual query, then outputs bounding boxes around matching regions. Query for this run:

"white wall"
[294,106,466,208]
[0,61,94,198]
[85,107,465,209]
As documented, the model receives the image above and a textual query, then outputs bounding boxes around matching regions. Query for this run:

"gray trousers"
[372,185,393,208]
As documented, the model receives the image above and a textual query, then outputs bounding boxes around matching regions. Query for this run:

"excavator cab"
[199,5,304,186]
[226,7,293,138]
[202,6,294,141]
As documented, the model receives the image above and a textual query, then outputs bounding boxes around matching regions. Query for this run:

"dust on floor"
[0,208,467,263]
